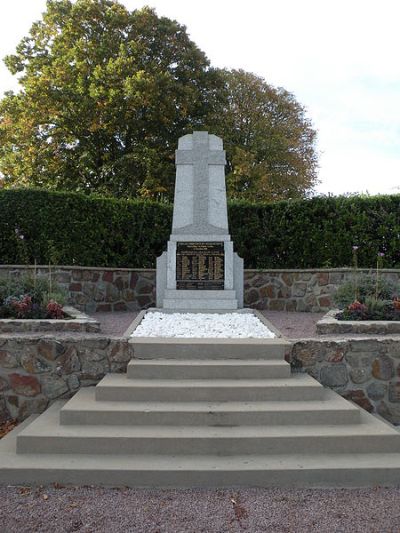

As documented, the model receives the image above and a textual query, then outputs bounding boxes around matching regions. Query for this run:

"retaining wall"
[291,337,400,425]
[0,334,133,422]
[1,333,400,424]
[2,265,400,313]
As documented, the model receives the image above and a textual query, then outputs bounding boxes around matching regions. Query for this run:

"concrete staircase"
[1,336,400,487]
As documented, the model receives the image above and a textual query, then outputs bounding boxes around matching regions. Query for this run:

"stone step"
[60,388,361,426]
[126,359,291,379]
[129,338,291,359]
[163,290,237,299]
[162,299,238,310]
[94,373,325,402]
[16,402,400,456]
[2,415,400,488]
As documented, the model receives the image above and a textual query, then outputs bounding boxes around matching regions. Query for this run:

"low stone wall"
[317,310,400,335]
[291,337,400,425]
[0,266,155,314]
[1,332,400,425]
[2,265,400,313]
[0,307,100,334]
[0,334,133,422]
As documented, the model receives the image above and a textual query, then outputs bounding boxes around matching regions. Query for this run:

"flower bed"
[0,306,100,333]
[0,272,100,333]
[316,309,400,335]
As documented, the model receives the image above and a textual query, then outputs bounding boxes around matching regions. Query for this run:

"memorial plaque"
[176,242,224,290]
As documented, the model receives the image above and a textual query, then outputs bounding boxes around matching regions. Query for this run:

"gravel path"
[91,310,323,339]
[1,485,399,532]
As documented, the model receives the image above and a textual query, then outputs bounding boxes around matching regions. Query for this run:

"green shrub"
[333,274,399,308]
[0,272,66,306]
[0,271,67,319]
[1,189,400,268]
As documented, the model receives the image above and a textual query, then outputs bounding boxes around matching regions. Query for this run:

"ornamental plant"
[334,248,400,321]
[0,273,67,319]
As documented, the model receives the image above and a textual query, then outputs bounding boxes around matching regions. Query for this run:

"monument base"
[156,240,243,310]
[163,289,238,310]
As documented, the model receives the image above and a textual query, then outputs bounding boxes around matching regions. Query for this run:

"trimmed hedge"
[0,189,399,268]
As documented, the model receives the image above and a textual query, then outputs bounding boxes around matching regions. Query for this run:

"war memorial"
[1,132,400,488]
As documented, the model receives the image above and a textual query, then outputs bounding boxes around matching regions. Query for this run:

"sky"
[0,0,399,196]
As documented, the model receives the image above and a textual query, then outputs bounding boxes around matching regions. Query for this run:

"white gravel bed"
[131,311,275,338]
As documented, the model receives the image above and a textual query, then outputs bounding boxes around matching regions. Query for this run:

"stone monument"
[156,131,243,310]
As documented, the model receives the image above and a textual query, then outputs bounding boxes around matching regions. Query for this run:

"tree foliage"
[208,69,318,201]
[0,0,318,202]
[0,0,218,199]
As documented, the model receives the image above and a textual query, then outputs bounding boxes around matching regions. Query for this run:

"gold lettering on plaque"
[176,242,224,290]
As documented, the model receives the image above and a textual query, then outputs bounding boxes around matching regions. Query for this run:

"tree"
[0,1,318,202]
[208,69,319,201]
[0,0,219,199]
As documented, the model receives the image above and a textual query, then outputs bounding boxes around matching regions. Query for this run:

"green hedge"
[0,189,399,268]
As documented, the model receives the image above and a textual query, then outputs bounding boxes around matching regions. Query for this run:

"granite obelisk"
[156,131,243,310]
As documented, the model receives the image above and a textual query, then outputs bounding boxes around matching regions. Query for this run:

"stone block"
[38,339,65,360]
[342,390,373,412]
[281,273,294,286]
[292,345,317,368]
[372,355,394,380]
[105,285,119,302]
[317,272,329,286]
[110,342,132,363]
[80,360,108,380]
[350,368,371,384]
[75,293,89,305]
[250,274,269,288]
[259,285,275,299]
[114,276,125,291]
[244,289,259,305]
[67,374,80,391]
[69,282,82,292]
[103,271,114,283]
[0,350,18,368]
[136,279,154,295]
[292,283,307,297]
[58,346,81,374]
[326,347,345,363]
[9,374,41,397]
[40,376,69,399]
[320,364,348,388]
[53,271,71,284]
[0,376,9,392]
[122,289,136,302]
[20,354,53,374]
[366,382,387,401]
[5,395,48,421]
[329,272,345,284]
[318,296,331,308]
[82,270,100,282]
[389,382,400,403]
[129,272,139,289]
[93,288,105,302]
